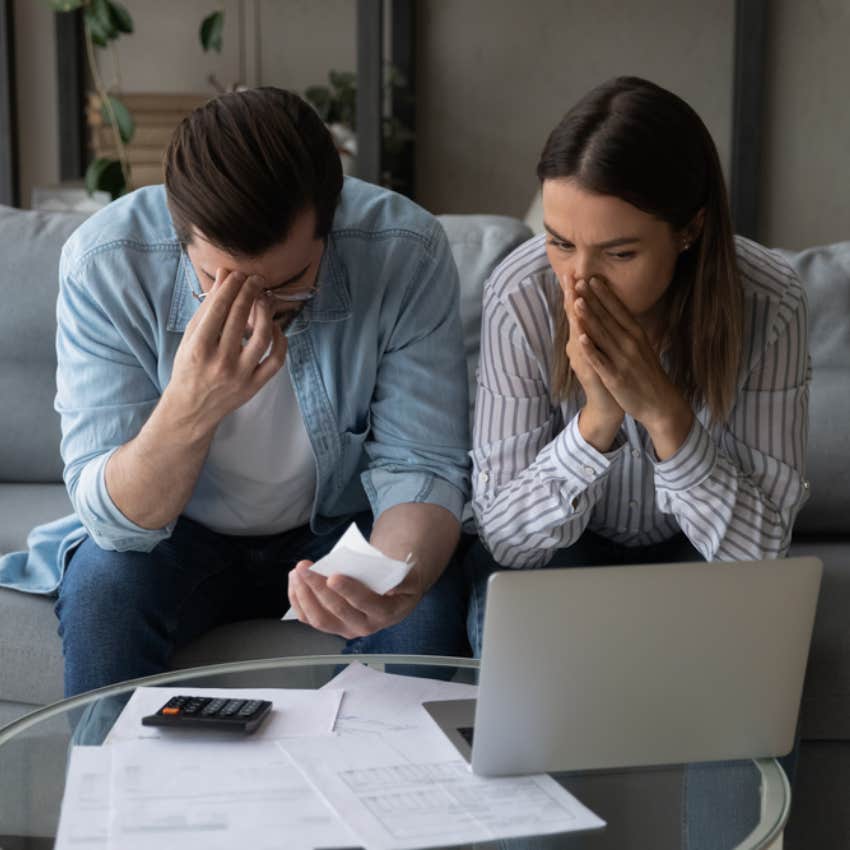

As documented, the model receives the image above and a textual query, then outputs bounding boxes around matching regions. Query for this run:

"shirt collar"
[167,233,351,334]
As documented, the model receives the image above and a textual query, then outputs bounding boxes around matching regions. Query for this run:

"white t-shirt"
[183,365,317,536]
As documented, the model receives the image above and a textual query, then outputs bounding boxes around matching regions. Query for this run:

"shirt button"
[479,472,490,483]
[629,500,638,509]
[584,465,596,476]
[631,448,642,459]
[803,480,810,490]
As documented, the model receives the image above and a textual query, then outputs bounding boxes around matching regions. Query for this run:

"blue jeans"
[462,530,794,850]
[56,513,469,697]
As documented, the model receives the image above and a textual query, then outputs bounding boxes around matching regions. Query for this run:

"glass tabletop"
[0,655,789,850]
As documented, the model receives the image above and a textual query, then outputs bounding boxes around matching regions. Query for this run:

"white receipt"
[282,522,413,620]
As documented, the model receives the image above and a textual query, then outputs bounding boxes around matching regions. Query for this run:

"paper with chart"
[103,686,343,745]
[54,746,111,850]
[281,730,605,850]
[56,665,603,850]
[106,739,356,850]
[282,523,413,620]
[323,660,478,734]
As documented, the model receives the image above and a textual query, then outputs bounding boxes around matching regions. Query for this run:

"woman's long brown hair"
[539,77,743,425]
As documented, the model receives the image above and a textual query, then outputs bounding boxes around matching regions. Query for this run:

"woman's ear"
[688,208,706,242]
[679,208,706,253]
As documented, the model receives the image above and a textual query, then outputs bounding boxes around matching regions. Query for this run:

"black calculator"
[142,695,273,734]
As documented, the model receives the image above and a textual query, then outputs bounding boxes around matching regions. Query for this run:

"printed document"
[107,738,356,850]
[56,740,356,850]
[54,746,110,850]
[281,730,605,849]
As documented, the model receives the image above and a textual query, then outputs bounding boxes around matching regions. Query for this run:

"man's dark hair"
[164,87,343,256]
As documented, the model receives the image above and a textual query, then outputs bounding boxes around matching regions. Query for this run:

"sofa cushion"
[171,620,345,667]
[0,208,529,484]
[0,587,64,705]
[437,215,533,424]
[0,483,73,554]
[778,243,850,534]
[0,206,88,483]
[788,538,850,740]
[794,369,850,534]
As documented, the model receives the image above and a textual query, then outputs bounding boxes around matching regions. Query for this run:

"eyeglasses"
[189,280,318,306]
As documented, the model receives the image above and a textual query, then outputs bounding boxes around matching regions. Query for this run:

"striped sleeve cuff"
[550,413,622,486]
[651,416,717,492]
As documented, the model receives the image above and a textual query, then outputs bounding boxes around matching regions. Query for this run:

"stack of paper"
[55,685,353,850]
[55,664,605,849]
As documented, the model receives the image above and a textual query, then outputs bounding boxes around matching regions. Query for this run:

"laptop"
[424,556,822,776]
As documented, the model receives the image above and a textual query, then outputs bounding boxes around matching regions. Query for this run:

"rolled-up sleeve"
[55,252,174,552]
[360,221,471,522]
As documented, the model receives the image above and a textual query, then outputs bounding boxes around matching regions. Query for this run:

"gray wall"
[759,0,850,250]
[13,0,59,210]
[93,0,356,95]
[414,0,735,219]
[11,1,850,249]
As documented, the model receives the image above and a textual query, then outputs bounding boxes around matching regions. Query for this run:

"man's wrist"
[154,386,218,449]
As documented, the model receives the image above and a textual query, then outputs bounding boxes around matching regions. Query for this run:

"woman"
[467,76,810,654]
[466,74,811,849]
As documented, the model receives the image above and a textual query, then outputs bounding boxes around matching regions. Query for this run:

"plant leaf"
[200,11,224,53]
[84,8,110,46]
[304,86,331,122]
[90,0,118,39]
[85,158,125,200]
[47,0,86,11]
[107,1,133,34]
[329,70,356,92]
[100,96,135,143]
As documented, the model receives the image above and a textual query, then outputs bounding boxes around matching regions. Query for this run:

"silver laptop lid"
[472,557,822,776]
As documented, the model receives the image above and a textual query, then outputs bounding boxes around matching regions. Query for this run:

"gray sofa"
[0,204,530,723]
[0,203,848,847]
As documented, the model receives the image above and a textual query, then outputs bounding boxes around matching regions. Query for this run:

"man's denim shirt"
[0,178,470,594]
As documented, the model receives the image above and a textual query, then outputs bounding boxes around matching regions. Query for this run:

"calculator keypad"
[144,695,272,733]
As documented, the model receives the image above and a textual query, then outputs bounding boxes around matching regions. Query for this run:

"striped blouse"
[471,235,811,567]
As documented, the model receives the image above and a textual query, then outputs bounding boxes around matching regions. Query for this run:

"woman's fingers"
[587,276,644,336]
[574,288,619,356]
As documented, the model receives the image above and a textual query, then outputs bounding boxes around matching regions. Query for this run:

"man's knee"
[57,537,168,630]
[55,537,182,696]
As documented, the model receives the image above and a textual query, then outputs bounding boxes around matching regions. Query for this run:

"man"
[16,88,471,696]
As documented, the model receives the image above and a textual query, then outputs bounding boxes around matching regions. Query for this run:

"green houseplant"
[48,3,411,197]
[48,1,224,199]
[305,66,413,188]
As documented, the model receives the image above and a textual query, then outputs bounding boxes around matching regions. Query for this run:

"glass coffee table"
[0,655,789,849]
